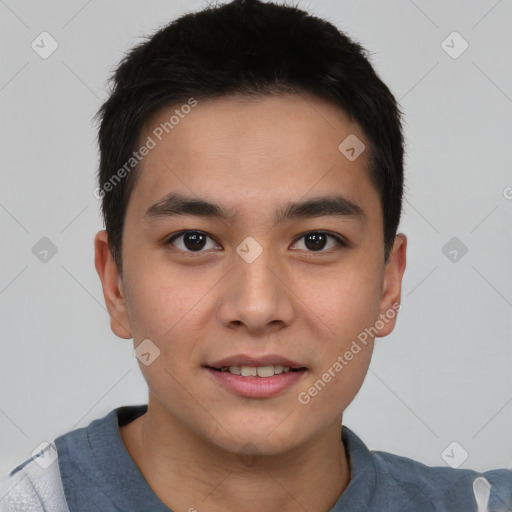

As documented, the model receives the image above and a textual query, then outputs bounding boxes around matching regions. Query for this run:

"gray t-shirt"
[1,404,511,511]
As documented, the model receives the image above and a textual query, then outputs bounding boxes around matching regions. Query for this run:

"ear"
[375,233,407,337]
[94,230,132,339]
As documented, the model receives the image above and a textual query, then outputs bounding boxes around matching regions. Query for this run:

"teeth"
[218,365,299,377]
[241,366,257,377]
[256,366,274,377]
[228,365,240,375]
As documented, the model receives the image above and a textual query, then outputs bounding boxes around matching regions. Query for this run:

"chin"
[212,415,309,454]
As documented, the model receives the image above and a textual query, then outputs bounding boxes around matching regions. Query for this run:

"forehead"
[128,93,379,224]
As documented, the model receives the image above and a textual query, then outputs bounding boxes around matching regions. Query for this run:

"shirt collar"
[57,404,377,511]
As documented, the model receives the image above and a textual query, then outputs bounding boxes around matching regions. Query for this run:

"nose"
[216,241,295,335]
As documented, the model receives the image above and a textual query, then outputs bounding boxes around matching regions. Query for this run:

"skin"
[94,93,406,512]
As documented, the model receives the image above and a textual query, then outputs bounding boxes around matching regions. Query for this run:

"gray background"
[1,0,511,476]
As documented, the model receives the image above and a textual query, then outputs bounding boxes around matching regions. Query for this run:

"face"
[95,93,406,456]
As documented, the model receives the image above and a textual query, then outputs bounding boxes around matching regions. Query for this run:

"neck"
[120,397,350,512]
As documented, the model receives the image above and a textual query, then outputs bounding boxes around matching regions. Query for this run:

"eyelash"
[164,230,349,257]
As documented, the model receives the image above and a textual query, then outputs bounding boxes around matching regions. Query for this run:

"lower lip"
[204,367,307,398]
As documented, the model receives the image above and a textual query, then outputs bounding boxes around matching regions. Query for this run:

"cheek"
[123,262,211,341]
[299,346,373,421]
[123,271,205,402]
[299,261,382,346]
[122,265,218,396]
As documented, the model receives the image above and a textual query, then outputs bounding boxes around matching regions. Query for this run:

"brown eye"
[167,231,220,254]
[291,231,348,252]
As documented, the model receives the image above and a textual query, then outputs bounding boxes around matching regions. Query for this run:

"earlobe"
[376,233,407,338]
[94,230,132,339]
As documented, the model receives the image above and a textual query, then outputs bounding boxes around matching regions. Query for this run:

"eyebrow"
[144,192,366,224]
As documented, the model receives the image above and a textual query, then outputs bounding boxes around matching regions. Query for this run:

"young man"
[2,0,510,511]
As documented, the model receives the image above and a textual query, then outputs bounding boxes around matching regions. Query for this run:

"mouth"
[205,364,307,378]
[203,355,308,397]
[204,361,308,398]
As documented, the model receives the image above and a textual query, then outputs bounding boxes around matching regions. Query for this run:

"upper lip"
[206,354,306,369]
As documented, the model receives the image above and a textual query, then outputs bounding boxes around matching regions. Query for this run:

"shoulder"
[0,442,69,512]
[371,448,512,509]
